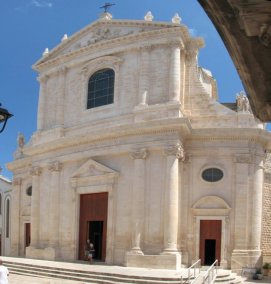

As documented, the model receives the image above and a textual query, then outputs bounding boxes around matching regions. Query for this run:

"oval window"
[202,168,223,182]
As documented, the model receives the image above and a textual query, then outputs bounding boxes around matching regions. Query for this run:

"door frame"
[75,185,114,263]
[195,216,227,266]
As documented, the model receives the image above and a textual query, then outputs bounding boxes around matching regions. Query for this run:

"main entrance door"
[79,192,108,261]
[200,220,222,265]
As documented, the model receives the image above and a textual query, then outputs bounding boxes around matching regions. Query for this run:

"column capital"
[57,65,68,75]
[12,177,22,186]
[29,166,42,176]
[130,148,148,160]
[168,39,184,49]
[164,144,185,161]
[48,161,62,172]
[37,74,49,83]
[234,154,251,164]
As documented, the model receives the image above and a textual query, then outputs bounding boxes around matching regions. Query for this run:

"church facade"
[7,12,271,271]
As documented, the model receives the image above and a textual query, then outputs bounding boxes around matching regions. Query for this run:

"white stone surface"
[6,16,271,271]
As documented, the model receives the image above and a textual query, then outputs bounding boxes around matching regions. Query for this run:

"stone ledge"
[125,252,181,270]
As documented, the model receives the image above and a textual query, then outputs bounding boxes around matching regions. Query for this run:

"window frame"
[201,167,224,183]
[86,68,115,110]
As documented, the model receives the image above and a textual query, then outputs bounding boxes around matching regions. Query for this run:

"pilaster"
[37,75,49,131]
[10,177,22,256]
[55,67,68,127]
[28,166,42,248]
[162,143,184,254]
[48,161,62,249]
[129,148,148,254]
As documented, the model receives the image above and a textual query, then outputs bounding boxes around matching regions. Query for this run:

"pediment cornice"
[33,20,193,72]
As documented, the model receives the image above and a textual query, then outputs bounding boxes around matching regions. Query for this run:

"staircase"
[3,258,187,284]
[2,257,243,284]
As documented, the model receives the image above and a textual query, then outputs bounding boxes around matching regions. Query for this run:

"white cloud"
[31,0,53,8]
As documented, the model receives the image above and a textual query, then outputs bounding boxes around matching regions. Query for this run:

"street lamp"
[0,103,13,133]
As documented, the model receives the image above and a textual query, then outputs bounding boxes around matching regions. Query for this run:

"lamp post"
[0,103,13,133]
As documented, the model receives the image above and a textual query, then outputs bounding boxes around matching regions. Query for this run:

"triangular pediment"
[33,19,186,69]
[71,159,118,179]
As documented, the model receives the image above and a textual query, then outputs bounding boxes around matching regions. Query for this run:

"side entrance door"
[78,192,108,261]
[199,220,222,265]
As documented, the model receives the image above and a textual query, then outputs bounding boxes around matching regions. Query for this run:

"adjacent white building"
[7,12,271,272]
[0,173,11,256]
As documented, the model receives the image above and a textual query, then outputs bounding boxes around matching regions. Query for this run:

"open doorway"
[78,192,108,261]
[87,221,103,260]
[200,220,221,265]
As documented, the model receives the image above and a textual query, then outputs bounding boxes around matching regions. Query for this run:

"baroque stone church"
[7,12,271,271]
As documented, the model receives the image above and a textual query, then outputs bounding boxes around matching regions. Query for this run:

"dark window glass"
[26,186,32,196]
[202,168,223,182]
[87,69,115,109]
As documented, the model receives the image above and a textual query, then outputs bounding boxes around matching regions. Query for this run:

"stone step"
[5,260,185,284]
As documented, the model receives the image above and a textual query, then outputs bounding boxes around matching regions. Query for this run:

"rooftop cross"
[100,3,115,13]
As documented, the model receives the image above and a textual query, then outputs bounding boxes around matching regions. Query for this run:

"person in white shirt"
[0,259,9,284]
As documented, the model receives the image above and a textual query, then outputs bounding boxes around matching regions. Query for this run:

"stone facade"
[262,153,271,262]
[7,13,271,271]
[0,174,12,255]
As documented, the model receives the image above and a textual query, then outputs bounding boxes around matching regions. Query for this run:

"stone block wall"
[262,153,271,262]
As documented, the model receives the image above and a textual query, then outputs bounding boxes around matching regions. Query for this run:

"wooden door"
[79,192,108,261]
[200,220,221,265]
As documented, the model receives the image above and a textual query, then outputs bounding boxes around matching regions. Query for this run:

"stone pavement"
[8,273,84,284]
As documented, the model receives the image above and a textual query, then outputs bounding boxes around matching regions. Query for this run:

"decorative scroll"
[130,148,148,160]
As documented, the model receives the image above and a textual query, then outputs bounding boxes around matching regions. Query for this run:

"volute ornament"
[164,144,185,161]
[130,148,148,160]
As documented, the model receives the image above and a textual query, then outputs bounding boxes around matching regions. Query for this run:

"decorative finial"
[61,34,68,42]
[144,11,154,22]
[42,48,49,56]
[100,2,115,13]
[172,13,181,24]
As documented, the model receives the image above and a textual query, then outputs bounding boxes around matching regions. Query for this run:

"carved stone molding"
[164,144,185,161]
[37,74,49,83]
[29,166,42,176]
[48,161,62,172]
[12,177,22,186]
[57,66,68,75]
[234,154,251,164]
[130,148,148,160]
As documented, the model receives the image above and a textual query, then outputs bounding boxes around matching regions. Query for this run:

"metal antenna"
[100,3,115,13]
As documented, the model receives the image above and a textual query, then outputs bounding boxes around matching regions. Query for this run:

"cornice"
[33,25,192,72]
[188,128,271,147]
[8,118,191,164]
[34,19,187,66]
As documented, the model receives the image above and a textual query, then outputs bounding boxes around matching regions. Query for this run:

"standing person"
[0,259,9,284]
[84,239,91,261]
[88,243,95,264]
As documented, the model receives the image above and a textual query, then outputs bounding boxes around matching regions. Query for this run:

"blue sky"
[0,0,267,178]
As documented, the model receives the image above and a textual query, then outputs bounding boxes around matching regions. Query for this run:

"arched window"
[6,199,10,238]
[87,68,115,109]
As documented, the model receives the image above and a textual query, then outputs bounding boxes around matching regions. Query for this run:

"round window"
[202,168,223,182]
[26,186,32,196]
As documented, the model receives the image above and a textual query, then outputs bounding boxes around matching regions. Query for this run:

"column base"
[26,246,58,260]
[231,249,262,274]
[129,247,144,255]
[125,252,181,270]
[161,248,180,255]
